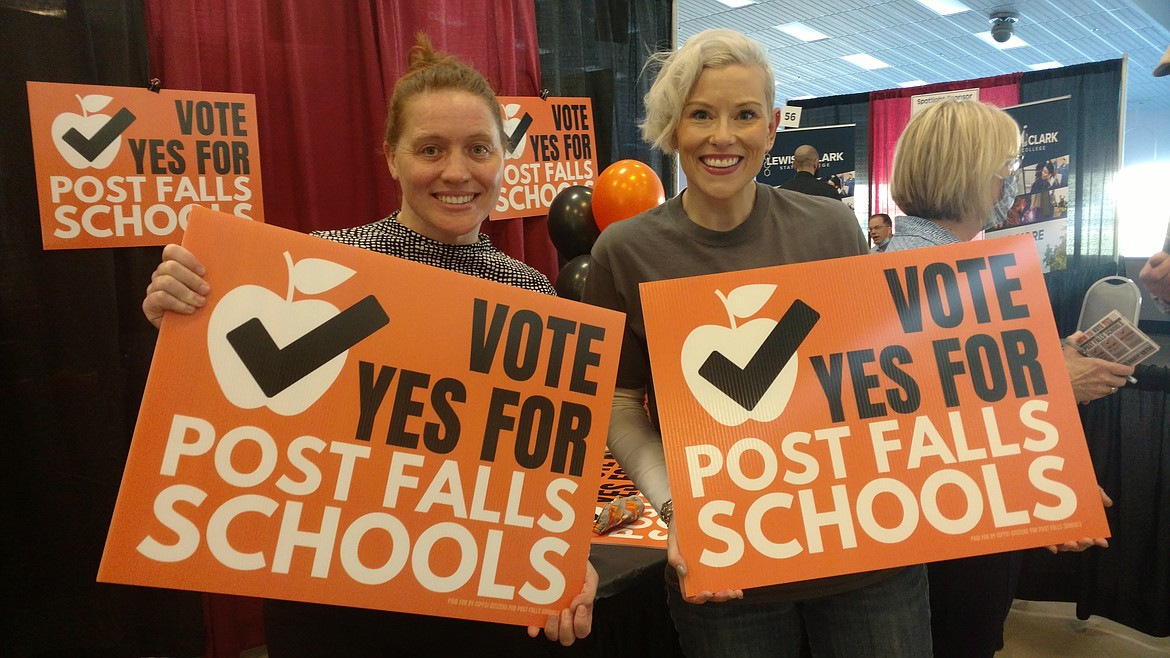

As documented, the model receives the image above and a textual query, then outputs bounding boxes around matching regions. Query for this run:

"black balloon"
[554,255,590,301]
[547,185,600,259]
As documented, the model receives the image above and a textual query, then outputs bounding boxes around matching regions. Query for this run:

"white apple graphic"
[501,102,528,160]
[680,284,799,427]
[50,94,124,169]
[207,251,357,416]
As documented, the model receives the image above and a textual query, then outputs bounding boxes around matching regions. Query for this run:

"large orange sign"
[640,236,1109,597]
[493,97,596,220]
[27,82,263,250]
[98,207,624,627]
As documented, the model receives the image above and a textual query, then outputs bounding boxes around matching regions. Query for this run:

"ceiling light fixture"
[914,0,970,16]
[842,53,890,70]
[775,22,828,42]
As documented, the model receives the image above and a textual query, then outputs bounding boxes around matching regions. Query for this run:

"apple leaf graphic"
[503,103,521,119]
[719,284,777,320]
[79,94,114,114]
[289,256,356,296]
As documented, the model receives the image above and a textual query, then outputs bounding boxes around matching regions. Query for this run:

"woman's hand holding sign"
[528,561,598,645]
[668,517,743,605]
[144,243,209,328]
[1044,487,1112,554]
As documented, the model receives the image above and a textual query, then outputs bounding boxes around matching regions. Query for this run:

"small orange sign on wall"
[98,207,624,627]
[493,97,596,220]
[640,236,1109,597]
[27,82,263,249]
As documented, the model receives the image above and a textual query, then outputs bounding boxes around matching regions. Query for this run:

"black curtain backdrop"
[0,1,206,656]
[1020,59,1124,263]
[790,91,870,221]
[1015,260,1170,638]
[1016,368,1170,638]
[533,0,674,197]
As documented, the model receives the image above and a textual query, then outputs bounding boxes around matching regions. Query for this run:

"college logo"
[207,252,389,416]
[50,94,136,170]
[680,284,820,426]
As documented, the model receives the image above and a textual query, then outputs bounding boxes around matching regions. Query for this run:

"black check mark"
[698,299,820,411]
[506,112,533,152]
[61,107,137,162]
[226,295,389,398]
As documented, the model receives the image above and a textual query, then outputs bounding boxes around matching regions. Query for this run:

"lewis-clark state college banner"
[26,81,263,250]
[640,236,1108,597]
[98,208,624,627]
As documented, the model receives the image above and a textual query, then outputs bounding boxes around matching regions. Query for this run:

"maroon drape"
[868,74,1021,218]
[143,0,558,281]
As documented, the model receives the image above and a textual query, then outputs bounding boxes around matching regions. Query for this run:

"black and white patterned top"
[311,211,555,295]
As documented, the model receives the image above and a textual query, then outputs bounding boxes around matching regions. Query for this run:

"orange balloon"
[592,159,666,231]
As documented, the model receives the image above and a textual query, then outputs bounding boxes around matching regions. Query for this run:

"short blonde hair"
[890,100,1020,222]
[640,29,775,153]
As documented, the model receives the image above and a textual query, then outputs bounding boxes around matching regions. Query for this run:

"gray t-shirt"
[587,183,868,391]
[585,183,898,602]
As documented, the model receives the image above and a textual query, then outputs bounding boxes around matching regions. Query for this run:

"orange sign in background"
[27,82,263,249]
[591,455,667,548]
[98,208,624,627]
[640,236,1109,597]
[493,97,596,221]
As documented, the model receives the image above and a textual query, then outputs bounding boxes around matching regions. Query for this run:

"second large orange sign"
[641,236,1108,597]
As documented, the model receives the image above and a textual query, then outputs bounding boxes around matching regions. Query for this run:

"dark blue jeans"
[666,565,932,658]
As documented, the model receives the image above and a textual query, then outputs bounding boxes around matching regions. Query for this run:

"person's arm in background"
[1062,341,1135,403]
[1140,250,1170,314]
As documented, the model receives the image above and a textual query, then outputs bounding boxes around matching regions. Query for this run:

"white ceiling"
[677,0,1170,112]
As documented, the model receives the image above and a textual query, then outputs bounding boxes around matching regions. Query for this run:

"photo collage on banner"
[758,124,856,209]
[987,96,1072,272]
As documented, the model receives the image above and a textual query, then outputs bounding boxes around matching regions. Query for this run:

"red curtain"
[868,73,1021,218]
[143,0,558,281]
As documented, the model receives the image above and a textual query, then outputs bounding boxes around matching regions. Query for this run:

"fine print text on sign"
[99,207,625,627]
[640,236,1109,597]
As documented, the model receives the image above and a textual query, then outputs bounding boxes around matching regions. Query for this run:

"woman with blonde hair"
[885,98,1128,657]
[584,28,931,657]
